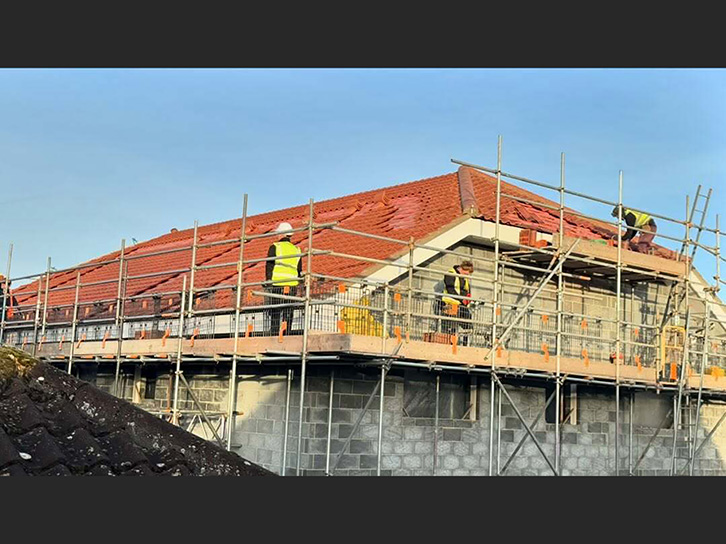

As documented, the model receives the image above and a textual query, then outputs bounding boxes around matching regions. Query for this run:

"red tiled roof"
[9,167,673,314]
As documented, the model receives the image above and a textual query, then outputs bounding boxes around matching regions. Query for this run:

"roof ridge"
[466,167,618,237]
[9,165,679,310]
[133,171,460,244]
[254,171,457,221]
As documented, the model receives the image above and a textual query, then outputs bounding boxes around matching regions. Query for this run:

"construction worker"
[265,222,302,337]
[0,274,16,320]
[611,206,658,254]
[435,260,474,344]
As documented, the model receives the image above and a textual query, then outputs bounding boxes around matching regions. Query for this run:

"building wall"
[61,238,726,476]
[82,363,726,476]
[404,241,725,368]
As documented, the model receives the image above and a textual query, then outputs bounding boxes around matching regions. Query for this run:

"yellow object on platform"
[340,295,383,337]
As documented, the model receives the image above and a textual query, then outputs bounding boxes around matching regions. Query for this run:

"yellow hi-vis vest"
[271,241,301,286]
[441,267,470,306]
[624,208,652,228]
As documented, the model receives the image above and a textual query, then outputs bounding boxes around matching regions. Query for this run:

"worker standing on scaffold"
[265,222,303,337]
[612,205,657,254]
[0,274,17,322]
[435,260,474,345]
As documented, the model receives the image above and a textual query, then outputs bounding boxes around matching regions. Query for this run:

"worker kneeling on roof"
[611,205,657,254]
[265,222,303,337]
[435,260,474,345]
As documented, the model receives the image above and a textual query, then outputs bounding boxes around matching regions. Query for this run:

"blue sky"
[0,69,724,284]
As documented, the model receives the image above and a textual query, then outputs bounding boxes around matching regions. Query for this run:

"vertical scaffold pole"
[615,171,623,475]
[488,135,502,476]
[113,240,126,397]
[706,214,722,475]
[226,195,248,451]
[555,152,565,475]
[0,243,14,344]
[67,271,81,375]
[325,369,334,475]
[433,374,440,476]
[172,276,188,426]
[377,364,386,476]
[629,392,634,475]
[690,298,709,476]
[715,215,721,293]
[671,196,691,475]
[282,368,293,476]
[187,220,199,315]
[40,257,51,345]
[31,272,43,356]
[295,199,314,476]
[381,284,389,354]
[496,382,502,474]
[406,237,414,340]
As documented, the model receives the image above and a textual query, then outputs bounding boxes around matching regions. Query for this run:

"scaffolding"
[1,136,725,476]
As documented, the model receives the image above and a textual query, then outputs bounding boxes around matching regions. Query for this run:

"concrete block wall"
[95,366,227,414]
[263,366,726,476]
[79,362,726,476]
[60,237,726,475]
[232,371,293,474]
[408,241,726,369]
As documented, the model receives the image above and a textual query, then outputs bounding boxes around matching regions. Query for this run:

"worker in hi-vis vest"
[265,222,303,337]
[611,206,657,254]
[434,260,474,344]
[0,274,17,320]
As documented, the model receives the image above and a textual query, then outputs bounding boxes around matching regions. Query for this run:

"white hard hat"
[274,222,293,234]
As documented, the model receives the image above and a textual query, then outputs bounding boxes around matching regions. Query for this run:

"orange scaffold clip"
[161,327,171,347]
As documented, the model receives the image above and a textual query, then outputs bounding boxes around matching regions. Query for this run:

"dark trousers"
[266,285,299,336]
[630,222,656,254]
[434,299,472,344]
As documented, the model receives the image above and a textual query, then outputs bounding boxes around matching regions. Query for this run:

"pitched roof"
[9,166,675,315]
[0,347,273,476]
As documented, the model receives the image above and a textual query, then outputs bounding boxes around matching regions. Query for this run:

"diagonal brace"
[329,343,402,475]
[630,406,673,475]
[178,371,225,449]
[500,387,557,475]
[329,370,385,475]
[483,240,580,363]
[493,373,557,475]
[677,409,726,475]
